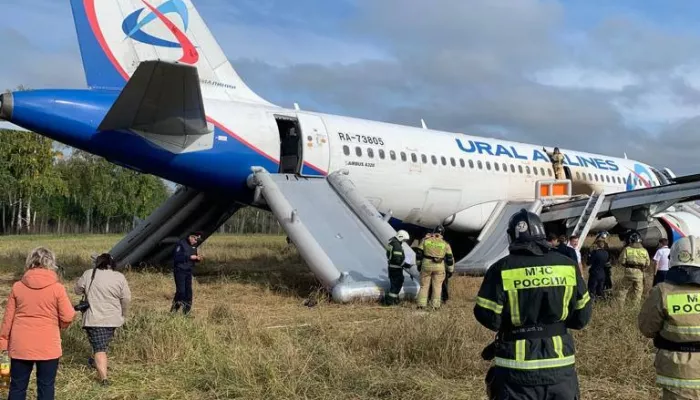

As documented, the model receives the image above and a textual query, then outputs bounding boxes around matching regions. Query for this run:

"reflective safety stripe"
[515,340,525,361]
[575,292,590,310]
[389,264,403,269]
[494,355,575,370]
[667,293,700,316]
[561,285,574,321]
[657,375,700,389]
[476,296,503,314]
[508,290,521,326]
[552,336,564,358]
[501,266,576,291]
[664,323,700,335]
[387,293,398,298]
[392,251,404,255]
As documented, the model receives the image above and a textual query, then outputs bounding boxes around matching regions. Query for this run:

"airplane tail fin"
[69,0,272,105]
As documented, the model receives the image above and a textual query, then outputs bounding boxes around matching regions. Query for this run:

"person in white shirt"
[568,235,583,275]
[652,238,670,286]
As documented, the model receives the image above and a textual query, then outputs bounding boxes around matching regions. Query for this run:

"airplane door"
[297,113,330,176]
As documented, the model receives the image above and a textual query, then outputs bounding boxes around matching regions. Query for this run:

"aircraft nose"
[0,92,13,120]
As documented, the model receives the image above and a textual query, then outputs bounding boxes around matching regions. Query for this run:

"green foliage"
[0,130,170,234]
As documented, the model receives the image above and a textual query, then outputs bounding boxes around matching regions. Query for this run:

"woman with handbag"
[74,253,131,387]
[0,247,76,400]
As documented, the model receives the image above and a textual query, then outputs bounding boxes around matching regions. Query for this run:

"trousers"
[486,367,580,400]
[616,268,644,306]
[417,268,445,308]
[654,270,668,286]
[385,267,404,305]
[8,358,59,400]
[428,275,449,303]
[587,271,605,300]
[172,267,193,314]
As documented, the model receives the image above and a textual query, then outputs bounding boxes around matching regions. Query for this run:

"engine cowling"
[655,205,700,244]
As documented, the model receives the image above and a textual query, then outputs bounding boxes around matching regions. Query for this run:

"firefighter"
[639,235,700,400]
[544,147,566,180]
[415,225,454,309]
[615,231,650,306]
[384,230,411,305]
[474,209,592,399]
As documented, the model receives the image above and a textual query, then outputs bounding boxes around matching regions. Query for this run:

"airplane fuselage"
[1,88,671,237]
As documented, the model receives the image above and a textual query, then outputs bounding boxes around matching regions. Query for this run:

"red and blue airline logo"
[121,0,199,64]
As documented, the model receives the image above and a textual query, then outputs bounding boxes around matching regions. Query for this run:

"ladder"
[570,191,606,250]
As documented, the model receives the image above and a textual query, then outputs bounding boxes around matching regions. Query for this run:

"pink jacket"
[0,269,76,360]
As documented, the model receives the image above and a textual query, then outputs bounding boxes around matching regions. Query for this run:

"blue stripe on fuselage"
[8,89,285,198]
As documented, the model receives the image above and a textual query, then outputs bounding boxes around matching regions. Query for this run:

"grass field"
[0,234,661,399]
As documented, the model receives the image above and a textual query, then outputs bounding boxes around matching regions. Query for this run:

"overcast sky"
[3,0,700,175]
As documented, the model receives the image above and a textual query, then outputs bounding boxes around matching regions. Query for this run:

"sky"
[3,0,700,175]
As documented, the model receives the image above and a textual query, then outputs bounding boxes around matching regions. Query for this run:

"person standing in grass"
[639,235,700,400]
[0,247,75,400]
[75,253,131,387]
[171,232,203,315]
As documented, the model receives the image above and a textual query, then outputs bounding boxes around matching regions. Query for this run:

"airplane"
[2,0,700,302]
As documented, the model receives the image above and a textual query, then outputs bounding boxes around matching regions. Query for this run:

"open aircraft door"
[297,113,330,177]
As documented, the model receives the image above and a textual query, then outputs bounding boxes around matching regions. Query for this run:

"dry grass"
[0,234,661,399]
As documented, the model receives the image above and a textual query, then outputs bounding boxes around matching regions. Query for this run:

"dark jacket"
[173,239,198,270]
[556,243,578,264]
[386,237,406,267]
[587,248,609,276]
[474,242,592,386]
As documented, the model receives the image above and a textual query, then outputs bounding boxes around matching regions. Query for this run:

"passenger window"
[431,155,437,165]
[390,150,396,160]
[503,163,507,172]
[533,167,538,176]
[343,145,350,156]
[494,163,500,171]
[618,176,622,184]
[575,172,580,179]
[367,148,374,158]
[379,149,385,159]
[469,160,475,168]
[606,175,610,183]
[460,159,465,168]
[486,161,491,170]
[421,154,427,164]
[355,147,362,157]
[450,157,456,167]
[401,152,407,162]
[411,153,417,163]
[588,173,593,181]
[510,164,515,173]
[547,169,553,177]
[441,156,447,166]
[477,161,483,169]
[540,168,545,176]
[594,174,599,182]
[518,165,523,174]
[526,166,531,174]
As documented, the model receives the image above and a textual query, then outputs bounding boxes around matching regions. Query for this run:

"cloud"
[4,0,700,177]
[231,0,700,175]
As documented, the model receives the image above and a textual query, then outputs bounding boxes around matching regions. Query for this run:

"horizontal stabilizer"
[98,60,209,136]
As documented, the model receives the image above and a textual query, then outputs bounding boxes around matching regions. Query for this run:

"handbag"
[74,265,98,312]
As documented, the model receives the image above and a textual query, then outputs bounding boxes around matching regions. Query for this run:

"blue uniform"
[171,238,199,314]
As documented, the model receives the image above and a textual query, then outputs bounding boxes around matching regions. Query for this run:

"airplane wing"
[98,60,209,136]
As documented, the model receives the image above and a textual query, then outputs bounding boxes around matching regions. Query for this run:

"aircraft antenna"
[421,119,427,129]
[294,103,300,111]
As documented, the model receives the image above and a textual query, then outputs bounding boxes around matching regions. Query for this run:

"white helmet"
[670,236,700,269]
[396,230,410,242]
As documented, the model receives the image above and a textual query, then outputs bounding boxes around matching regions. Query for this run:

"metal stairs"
[570,191,606,250]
